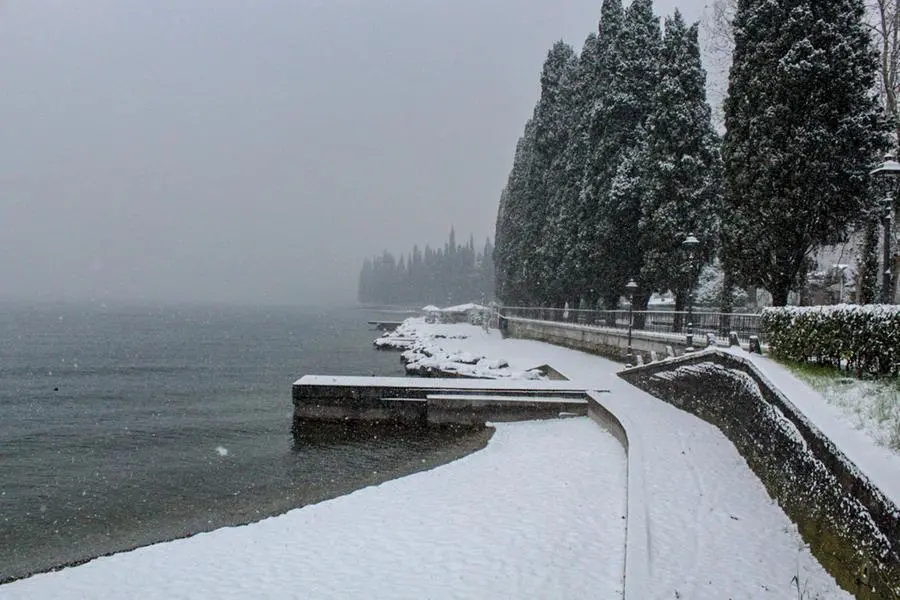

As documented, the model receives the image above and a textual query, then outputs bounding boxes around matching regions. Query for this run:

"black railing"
[499,307,762,346]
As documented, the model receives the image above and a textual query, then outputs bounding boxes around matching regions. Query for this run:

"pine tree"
[722,0,888,305]
[639,11,722,306]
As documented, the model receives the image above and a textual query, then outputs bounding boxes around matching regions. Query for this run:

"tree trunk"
[858,218,880,304]
[771,287,790,307]
[719,269,735,335]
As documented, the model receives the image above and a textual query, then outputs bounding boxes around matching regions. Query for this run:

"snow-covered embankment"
[375,317,546,380]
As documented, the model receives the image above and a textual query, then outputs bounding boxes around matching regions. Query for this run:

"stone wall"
[504,316,691,362]
[619,351,900,600]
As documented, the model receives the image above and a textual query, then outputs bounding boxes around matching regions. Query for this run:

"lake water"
[0,302,487,582]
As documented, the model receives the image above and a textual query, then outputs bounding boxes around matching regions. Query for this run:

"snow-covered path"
[423,326,851,598]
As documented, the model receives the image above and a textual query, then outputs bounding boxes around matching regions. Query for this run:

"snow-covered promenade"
[2,320,851,599]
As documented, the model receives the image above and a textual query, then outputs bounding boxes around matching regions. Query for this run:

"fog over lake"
[0,0,707,306]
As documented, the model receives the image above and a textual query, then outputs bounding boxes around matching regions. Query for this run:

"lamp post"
[870,154,900,304]
[625,278,638,366]
[682,234,700,350]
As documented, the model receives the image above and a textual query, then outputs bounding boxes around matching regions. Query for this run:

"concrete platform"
[292,375,599,428]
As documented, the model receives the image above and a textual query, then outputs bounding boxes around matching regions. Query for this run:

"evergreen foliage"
[493,0,887,310]
[493,1,722,310]
[721,0,889,306]
[639,11,723,306]
[358,230,494,306]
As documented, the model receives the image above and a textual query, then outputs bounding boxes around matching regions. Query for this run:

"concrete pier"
[292,375,599,429]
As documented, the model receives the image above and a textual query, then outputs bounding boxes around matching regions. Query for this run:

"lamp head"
[682,234,700,251]
[625,278,638,296]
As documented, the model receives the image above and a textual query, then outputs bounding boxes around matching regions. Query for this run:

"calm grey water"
[0,303,485,583]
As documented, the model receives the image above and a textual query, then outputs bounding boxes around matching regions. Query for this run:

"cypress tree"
[639,11,723,306]
[494,121,536,304]
[587,0,662,308]
[575,0,626,307]
[722,0,888,305]
[525,42,577,304]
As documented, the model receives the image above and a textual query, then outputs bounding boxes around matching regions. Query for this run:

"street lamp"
[870,154,900,303]
[682,234,700,350]
[625,278,638,365]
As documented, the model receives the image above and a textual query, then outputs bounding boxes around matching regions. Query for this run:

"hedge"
[761,305,900,377]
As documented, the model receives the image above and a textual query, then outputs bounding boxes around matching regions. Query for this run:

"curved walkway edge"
[585,391,649,600]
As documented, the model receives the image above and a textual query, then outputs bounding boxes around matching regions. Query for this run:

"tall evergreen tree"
[494,43,576,305]
[573,0,626,306]
[722,0,888,305]
[535,44,581,306]
[639,11,723,306]
[524,42,578,304]
[585,0,662,308]
[494,121,536,304]
[550,32,601,307]
[358,232,494,305]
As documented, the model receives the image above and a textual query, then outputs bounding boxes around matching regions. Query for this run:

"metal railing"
[499,306,762,346]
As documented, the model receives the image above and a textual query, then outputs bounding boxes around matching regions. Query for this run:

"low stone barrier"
[619,350,900,600]
[504,316,692,362]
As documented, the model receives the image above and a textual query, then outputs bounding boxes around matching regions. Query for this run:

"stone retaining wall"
[504,316,690,362]
[619,351,900,600]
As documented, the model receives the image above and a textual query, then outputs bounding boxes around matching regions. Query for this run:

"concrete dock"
[292,375,600,429]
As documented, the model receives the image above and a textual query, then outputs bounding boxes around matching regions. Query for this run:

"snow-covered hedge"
[761,305,900,377]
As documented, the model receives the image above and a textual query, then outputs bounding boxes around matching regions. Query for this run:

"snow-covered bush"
[762,305,900,377]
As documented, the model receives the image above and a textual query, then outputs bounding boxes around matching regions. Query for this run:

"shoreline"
[3,425,494,585]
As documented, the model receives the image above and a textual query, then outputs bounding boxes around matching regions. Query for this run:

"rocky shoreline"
[373,317,545,380]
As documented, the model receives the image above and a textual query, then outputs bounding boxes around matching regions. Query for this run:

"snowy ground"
[375,317,547,379]
[3,320,854,599]
[787,364,900,453]
[2,419,627,600]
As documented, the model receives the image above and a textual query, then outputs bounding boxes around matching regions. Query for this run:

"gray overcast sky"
[0,0,707,306]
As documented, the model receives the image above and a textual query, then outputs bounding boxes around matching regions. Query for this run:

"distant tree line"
[358,229,495,306]
[494,0,888,309]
